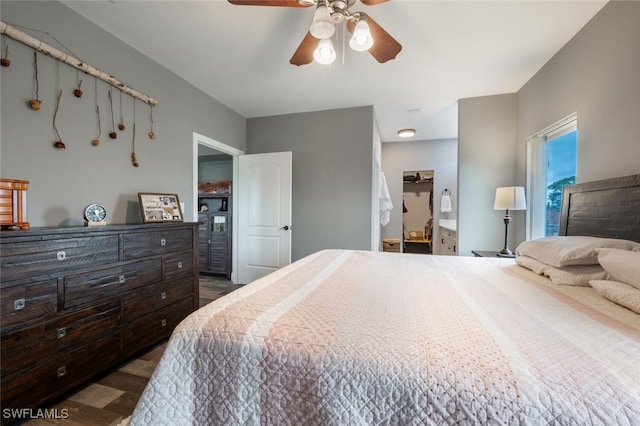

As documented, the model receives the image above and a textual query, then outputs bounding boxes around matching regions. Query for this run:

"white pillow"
[515,255,546,274]
[597,248,640,290]
[515,236,640,268]
[590,280,640,314]
[543,264,608,286]
[516,255,608,286]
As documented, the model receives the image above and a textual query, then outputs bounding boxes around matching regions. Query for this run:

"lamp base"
[499,247,513,256]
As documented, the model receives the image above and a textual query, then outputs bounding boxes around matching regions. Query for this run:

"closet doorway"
[402,170,434,254]
[192,132,244,283]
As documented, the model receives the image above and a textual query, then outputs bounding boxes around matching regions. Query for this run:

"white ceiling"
[61,0,607,143]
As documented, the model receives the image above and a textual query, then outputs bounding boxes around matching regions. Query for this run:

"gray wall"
[381,139,457,251]
[0,1,245,227]
[458,94,518,256]
[516,0,640,187]
[247,106,374,261]
[198,157,233,183]
[459,1,640,254]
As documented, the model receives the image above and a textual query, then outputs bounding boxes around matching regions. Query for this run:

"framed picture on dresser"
[138,192,183,223]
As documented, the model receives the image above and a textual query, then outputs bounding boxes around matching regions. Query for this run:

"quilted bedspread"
[130,250,640,425]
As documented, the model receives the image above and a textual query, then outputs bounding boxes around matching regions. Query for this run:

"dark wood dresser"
[0,223,198,418]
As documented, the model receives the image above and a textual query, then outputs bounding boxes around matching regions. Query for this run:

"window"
[526,113,577,239]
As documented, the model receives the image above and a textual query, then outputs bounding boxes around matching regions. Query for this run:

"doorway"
[402,170,434,254]
[192,132,244,283]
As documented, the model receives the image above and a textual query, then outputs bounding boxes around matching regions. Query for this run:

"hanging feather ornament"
[74,78,83,98]
[53,62,65,148]
[148,104,156,139]
[92,78,101,146]
[131,99,139,167]
[53,90,65,149]
[118,90,126,131]
[29,52,42,110]
[108,89,117,139]
[1,37,10,67]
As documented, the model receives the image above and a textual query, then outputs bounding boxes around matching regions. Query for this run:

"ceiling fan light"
[398,128,416,138]
[313,38,337,65]
[310,2,336,39]
[349,18,374,51]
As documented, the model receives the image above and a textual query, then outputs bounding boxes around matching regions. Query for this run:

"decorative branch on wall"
[0,20,158,107]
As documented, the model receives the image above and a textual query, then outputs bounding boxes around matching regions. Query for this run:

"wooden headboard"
[559,174,640,242]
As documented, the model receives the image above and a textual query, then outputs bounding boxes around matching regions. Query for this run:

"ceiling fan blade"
[360,0,390,6]
[228,0,311,7]
[290,31,320,66]
[348,13,402,63]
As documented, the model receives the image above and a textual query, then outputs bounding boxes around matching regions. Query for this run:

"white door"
[237,152,292,284]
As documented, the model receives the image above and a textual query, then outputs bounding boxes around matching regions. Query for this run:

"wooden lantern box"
[0,178,30,230]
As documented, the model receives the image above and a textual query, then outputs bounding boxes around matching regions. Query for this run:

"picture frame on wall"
[138,192,183,223]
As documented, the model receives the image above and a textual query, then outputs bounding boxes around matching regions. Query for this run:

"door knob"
[281,225,291,231]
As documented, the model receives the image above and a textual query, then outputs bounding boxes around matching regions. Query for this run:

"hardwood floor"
[15,276,238,426]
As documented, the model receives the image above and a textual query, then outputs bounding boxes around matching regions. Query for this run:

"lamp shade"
[494,186,526,210]
[349,19,374,51]
[310,2,335,39]
[313,38,336,64]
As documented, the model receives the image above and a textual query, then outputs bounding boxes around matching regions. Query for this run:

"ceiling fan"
[228,0,402,66]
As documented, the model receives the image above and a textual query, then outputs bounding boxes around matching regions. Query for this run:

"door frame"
[192,132,244,283]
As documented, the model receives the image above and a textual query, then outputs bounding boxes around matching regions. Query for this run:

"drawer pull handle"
[57,327,67,339]
[161,319,167,327]
[57,366,66,378]
[14,298,26,311]
[160,238,167,246]
[57,251,66,261]
[119,275,126,284]
[177,261,183,269]
[160,292,167,300]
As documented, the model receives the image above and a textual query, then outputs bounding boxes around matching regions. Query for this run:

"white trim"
[525,113,577,240]
[192,132,244,283]
[526,112,577,142]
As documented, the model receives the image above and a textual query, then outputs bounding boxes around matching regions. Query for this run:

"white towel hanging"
[440,189,452,213]
[379,172,393,226]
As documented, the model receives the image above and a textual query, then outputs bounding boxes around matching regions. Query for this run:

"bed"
[130,175,640,425]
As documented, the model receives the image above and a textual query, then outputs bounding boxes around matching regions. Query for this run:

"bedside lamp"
[494,186,526,256]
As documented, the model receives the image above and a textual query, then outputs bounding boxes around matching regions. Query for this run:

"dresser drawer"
[123,228,193,260]
[123,296,193,357]
[63,258,161,309]
[0,279,57,329]
[1,301,120,377]
[122,277,193,321]
[164,251,193,279]
[0,235,119,283]
[0,333,120,412]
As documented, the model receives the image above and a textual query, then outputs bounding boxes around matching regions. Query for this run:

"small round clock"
[84,203,108,226]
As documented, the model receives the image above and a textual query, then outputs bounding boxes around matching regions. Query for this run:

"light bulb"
[349,19,374,51]
[310,2,335,39]
[313,38,336,65]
